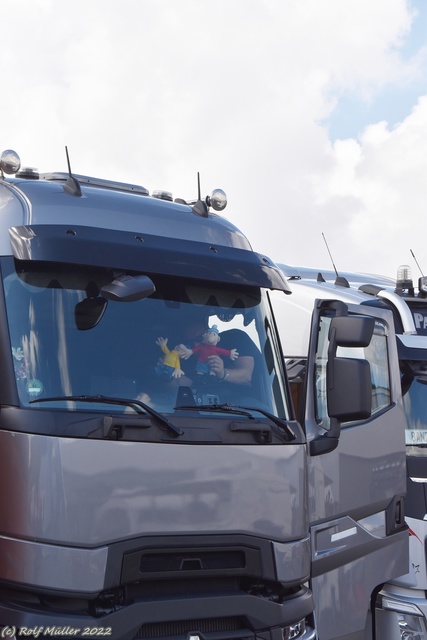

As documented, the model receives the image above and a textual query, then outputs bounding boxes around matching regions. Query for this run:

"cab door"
[305,300,408,640]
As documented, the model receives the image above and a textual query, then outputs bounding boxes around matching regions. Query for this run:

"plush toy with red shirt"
[178,325,238,375]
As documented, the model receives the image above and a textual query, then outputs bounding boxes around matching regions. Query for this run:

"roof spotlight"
[0,149,21,175]
[419,276,427,295]
[207,189,227,212]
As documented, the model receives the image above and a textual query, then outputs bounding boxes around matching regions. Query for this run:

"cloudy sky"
[1,0,426,279]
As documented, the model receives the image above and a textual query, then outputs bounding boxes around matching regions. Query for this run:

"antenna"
[322,232,338,278]
[65,145,72,175]
[191,171,208,217]
[322,232,350,288]
[410,249,424,276]
[63,146,82,197]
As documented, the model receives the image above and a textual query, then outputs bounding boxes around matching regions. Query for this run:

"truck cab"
[0,150,318,639]
[277,263,427,640]
[0,149,408,640]
[270,265,409,640]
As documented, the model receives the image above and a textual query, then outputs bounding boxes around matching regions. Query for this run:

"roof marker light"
[16,167,39,180]
[152,190,173,202]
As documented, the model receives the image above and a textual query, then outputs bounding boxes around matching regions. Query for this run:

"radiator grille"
[134,616,250,639]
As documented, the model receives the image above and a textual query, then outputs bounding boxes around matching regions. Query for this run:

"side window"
[315,314,391,430]
[314,315,330,429]
[357,324,391,414]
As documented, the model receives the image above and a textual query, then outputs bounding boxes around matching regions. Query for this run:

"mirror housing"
[101,274,156,302]
[75,274,156,329]
[310,313,374,457]
[327,357,372,421]
[327,314,373,422]
[329,315,375,348]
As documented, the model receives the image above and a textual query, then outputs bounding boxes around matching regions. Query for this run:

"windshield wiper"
[175,403,296,441]
[30,394,183,436]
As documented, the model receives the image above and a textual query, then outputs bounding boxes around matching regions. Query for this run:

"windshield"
[1,257,289,421]
[402,362,427,448]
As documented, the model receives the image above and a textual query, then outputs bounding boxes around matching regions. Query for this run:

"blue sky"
[328,0,426,140]
[328,82,425,140]
[0,0,426,278]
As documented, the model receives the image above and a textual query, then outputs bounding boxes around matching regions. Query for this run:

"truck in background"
[272,262,427,640]
[0,148,407,640]
[270,263,411,640]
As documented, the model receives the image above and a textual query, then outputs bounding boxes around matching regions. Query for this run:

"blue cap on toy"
[207,324,220,335]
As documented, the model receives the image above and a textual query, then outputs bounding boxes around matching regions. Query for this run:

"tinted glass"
[2,258,289,420]
[315,314,391,429]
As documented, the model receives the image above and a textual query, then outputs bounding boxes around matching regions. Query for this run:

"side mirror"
[327,314,373,421]
[310,314,374,457]
[327,357,372,421]
[329,315,375,348]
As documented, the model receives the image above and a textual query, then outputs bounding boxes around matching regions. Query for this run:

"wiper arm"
[175,403,295,441]
[235,405,296,439]
[176,404,256,419]
[30,394,183,436]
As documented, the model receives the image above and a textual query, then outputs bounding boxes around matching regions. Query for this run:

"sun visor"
[9,225,291,293]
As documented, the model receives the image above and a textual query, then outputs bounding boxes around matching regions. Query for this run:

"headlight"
[396,612,427,640]
[283,618,312,640]
[379,595,427,640]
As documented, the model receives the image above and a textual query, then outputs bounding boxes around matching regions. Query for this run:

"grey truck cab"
[270,265,409,640]
[0,149,407,640]
[275,263,427,640]
[0,150,316,640]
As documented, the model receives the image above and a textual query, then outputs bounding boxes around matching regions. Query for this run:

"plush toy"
[178,325,238,375]
[155,337,186,381]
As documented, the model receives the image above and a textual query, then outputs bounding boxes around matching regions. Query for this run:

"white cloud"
[0,0,425,277]
[295,96,427,277]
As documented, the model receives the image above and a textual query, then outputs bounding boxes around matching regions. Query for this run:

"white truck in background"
[271,262,427,640]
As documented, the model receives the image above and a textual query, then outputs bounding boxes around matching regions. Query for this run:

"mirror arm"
[309,417,341,456]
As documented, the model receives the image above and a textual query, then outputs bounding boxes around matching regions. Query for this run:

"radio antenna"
[63,146,82,197]
[65,145,72,175]
[197,172,201,201]
[322,232,338,278]
[191,172,208,217]
[322,232,349,288]
[410,249,424,276]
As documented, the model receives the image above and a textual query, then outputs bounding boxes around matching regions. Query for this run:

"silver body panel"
[308,415,408,640]
[307,326,408,640]
[0,178,252,254]
[389,516,427,589]
[0,430,309,592]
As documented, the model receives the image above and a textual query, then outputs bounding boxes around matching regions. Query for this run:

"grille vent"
[134,616,249,639]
